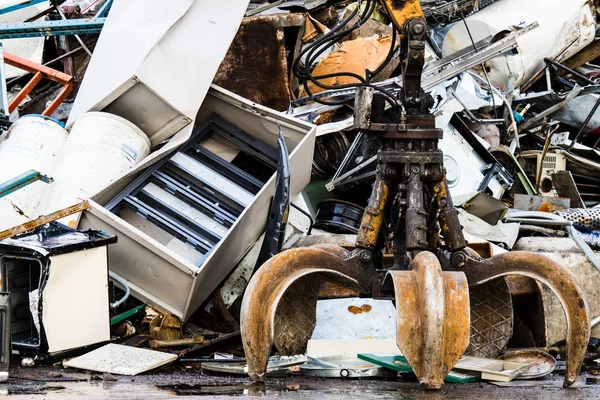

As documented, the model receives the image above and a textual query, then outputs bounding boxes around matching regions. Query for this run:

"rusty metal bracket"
[384,251,469,389]
[240,245,375,382]
[4,51,73,116]
[462,251,590,388]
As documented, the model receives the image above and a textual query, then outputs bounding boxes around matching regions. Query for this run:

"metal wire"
[293,0,401,109]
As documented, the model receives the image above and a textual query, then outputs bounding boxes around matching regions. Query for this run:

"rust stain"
[347,304,373,314]
[538,201,553,213]
[10,202,27,217]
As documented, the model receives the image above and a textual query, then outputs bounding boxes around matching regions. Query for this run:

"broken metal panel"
[214,14,305,111]
[67,0,250,147]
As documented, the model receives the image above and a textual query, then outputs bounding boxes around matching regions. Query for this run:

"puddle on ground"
[156,383,309,396]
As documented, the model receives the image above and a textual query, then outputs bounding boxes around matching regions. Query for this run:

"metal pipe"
[568,95,600,150]
[109,272,130,309]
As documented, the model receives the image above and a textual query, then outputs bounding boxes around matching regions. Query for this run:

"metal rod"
[0,200,90,241]
[53,0,93,57]
[567,95,600,150]
[545,57,596,87]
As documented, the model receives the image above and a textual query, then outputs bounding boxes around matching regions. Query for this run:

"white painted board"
[64,344,177,375]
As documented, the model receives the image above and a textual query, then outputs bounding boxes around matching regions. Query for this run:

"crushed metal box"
[79,85,316,321]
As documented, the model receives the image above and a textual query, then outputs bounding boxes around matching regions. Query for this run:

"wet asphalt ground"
[3,364,600,399]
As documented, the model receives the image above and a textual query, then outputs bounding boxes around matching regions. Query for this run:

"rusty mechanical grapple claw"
[462,251,590,388]
[240,245,374,382]
[385,251,470,389]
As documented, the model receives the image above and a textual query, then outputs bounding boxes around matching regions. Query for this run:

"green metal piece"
[0,169,52,199]
[358,353,479,383]
[110,304,145,326]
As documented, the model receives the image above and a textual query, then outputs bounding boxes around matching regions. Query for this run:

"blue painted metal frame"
[0,170,53,199]
[0,18,105,39]
[0,0,46,16]
[95,0,113,18]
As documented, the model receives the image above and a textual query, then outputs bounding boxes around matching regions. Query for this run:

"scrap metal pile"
[1,0,600,393]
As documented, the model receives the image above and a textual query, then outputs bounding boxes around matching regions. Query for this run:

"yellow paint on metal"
[378,0,424,32]
[356,178,390,249]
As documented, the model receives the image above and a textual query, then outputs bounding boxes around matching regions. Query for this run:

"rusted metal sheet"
[240,245,375,382]
[385,251,470,389]
[214,14,304,111]
[463,251,590,388]
[0,200,89,241]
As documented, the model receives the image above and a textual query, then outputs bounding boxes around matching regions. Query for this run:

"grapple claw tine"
[385,251,470,389]
[463,251,590,388]
[240,245,371,382]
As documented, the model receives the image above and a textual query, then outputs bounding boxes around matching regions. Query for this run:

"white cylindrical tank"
[0,115,68,231]
[442,0,595,90]
[38,112,151,228]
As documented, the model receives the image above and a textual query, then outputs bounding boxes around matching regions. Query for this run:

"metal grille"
[557,208,600,232]
[465,278,513,358]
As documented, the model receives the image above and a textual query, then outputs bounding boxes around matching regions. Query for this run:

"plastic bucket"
[0,115,68,231]
[38,112,151,227]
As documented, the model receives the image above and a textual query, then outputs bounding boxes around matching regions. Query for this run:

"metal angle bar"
[188,144,264,194]
[152,172,237,227]
[161,163,245,216]
[136,188,222,244]
[423,37,520,90]
[0,201,89,241]
[0,44,7,116]
[95,0,113,18]
[122,196,214,255]
[328,132,364,184]
[0,18,106,39]
[424,34,495,72]
[327,155,377,192]
[0,169,52,199]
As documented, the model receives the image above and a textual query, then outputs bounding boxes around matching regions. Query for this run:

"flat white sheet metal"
[67,0,250,141]
[42,247,110,353]
[64,344,177,375]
